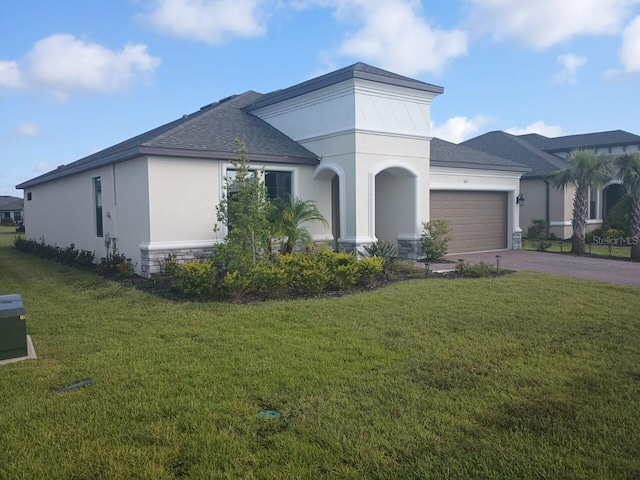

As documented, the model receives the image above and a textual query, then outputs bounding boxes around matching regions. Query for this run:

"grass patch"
[1,242,640,478]
[523,238,631,258]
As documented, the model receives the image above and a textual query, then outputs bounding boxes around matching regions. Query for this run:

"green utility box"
[0,294,27,361]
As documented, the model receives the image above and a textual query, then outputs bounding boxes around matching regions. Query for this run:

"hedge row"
[160,248,384,300]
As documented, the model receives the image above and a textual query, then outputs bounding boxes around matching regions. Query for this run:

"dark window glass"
[27,192,32,201]
[265,171,292,201]
[94,177,103,237]
[589,188,597,220]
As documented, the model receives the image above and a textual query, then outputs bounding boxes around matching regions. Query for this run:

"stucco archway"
[371,165,419,250]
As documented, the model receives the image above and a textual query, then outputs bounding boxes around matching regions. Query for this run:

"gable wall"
[22,158,151,271]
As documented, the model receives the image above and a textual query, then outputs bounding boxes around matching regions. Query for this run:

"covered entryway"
[375,167,417,246]
[430,190,508,253]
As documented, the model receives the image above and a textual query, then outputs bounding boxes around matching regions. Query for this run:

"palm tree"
[271,195,328,255]
[615,153,640,261]
[545,149,613,254]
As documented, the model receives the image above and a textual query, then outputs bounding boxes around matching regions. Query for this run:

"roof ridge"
[505,132,571,170]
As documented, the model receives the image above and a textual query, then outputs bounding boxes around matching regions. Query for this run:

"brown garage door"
[430,191,507,253]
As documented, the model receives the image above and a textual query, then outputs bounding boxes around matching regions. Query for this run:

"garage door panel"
[430,191,507,253]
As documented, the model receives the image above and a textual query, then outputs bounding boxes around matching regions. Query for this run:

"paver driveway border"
[427,249,640,287]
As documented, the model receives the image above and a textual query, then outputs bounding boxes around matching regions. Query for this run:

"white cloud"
[36,162,52,172]
[506,121,564,137]
[12,123,40,136]
[143,0,268,44]
[0,34,160,99]
[26,34,161,97]
[467,0,639,49]
[555,53,586,84]
[295,0,467,76]
[0,61,23,89]
[620,15,640,72]
[431,115,492,143]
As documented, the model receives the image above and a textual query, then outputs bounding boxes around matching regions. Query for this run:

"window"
[27,192,32,201]
[589,188,597,220]
[265,171,292,201]
[226,169,292,201]
[13,212,22,223]
[94,177,103,237]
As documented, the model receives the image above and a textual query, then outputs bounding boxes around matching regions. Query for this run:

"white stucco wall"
[251,77,438,249]
[23,167,115,260]
[23,159,151,273]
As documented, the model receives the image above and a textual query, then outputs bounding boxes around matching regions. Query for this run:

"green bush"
[357,257,383,284]
[421,220,452,262]
[14,238,95,268]
[363,241,397,274]
[98,251,128,275]
[527,219,552,251]
[221,270,254,301]
[457,260,496,278]
[176,260,218,298]
[1,217,16,226]
[252,260,290,298]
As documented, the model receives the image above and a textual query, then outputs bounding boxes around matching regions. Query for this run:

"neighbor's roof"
[0,196,24,211]
[462,131,571,178]
[244,62,444,112]
[17,91,319,189]
[519,130,640,153]
[430,138,529,173]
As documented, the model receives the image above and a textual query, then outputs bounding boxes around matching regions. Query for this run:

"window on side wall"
[226,169,292,201]
[94,177,103,237]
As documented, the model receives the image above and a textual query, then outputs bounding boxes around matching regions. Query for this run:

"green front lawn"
[523,238,631,258]
[1,244,639,478]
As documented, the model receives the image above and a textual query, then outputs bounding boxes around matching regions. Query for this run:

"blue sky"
[2,0,640,197]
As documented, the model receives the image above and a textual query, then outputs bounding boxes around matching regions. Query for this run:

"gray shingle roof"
[462,131,571,177]
[244,62,444,112]
[430,138,529,172]
[519,130,640,152]
[0,196,24,211]
[17,91,319,189]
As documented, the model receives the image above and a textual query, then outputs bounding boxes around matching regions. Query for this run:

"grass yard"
[1,235,640,479]
[523,238,631,259]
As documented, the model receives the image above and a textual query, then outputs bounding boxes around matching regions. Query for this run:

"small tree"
[270,195,328,255]
[215,139,272,267]
[527,218,552,251]
[420,219,452,262]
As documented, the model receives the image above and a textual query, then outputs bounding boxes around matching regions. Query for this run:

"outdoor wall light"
[516,193,525,206]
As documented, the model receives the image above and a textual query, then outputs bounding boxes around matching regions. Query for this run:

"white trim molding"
[140,240,220,251]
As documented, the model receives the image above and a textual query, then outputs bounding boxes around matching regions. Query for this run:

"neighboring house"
[0,196,24,225]
[17,63,528,277]
[463,130,640,238]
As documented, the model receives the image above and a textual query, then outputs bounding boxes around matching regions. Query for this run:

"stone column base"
[140,246,214,278]
[512,231,522,250]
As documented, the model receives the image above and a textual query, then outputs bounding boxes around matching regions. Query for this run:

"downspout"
[544,179,550,223]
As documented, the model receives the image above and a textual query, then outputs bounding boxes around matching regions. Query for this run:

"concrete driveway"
[430,249,640,287]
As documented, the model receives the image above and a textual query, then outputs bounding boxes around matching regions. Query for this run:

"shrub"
[420,220,452,262]
[527,219,552,251]
[14,237,95,268]
[252,260,290,298]
[357,257,383,284]
[363,241,397,274]
[1,217,16,226]
[298,262,331,296]
[176,260,218,298]
[161,252,181,277]
[279,254,330,296]
[457,260,496,278]
[221,270,254,301]
[98,251,128,275]
[16,225,25,233]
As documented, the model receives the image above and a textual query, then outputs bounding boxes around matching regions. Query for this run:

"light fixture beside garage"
[516,193,525,206]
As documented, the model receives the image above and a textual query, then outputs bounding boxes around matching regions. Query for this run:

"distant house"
[463,130,640,238]
[0,196,24,225]
[17,63,528,277]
